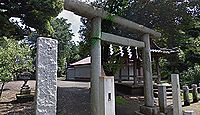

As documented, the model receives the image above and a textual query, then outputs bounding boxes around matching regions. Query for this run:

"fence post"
[171,74,183,115]
[191,84,198,103]
[182,86,190,106]
[198,83,200,93]
[158,84,167,113]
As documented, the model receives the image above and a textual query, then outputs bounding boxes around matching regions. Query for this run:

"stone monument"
[16,71,34,102]
[35,37,58,115]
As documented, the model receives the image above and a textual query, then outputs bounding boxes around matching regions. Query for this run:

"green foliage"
[181,36,200,66]
[116,96,128,105]
[51,18,80,76]
[0,37,33,82]
[103,56,123,76]
[180,64,200,86]
[79,0,199,76]
[0,0,63,39]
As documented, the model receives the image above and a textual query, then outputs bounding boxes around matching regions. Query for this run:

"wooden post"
[91,17,101,115]
[155,57,161,84]
[127,59,130,81]
[119,68,122,83]
[182,86,190,106]
[133,55,138,85]
[171,74,183,115]
[191,84,198,103]
[142,34,154,107]
[158,84,167,113]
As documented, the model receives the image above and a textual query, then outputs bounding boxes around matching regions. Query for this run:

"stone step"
[153,88,172,92]
[154,92,172,97]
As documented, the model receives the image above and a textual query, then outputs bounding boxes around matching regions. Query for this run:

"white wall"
[67,65,90,80]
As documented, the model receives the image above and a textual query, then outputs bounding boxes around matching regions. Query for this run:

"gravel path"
[0,80,147,115]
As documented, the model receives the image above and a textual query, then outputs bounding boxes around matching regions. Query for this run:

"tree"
[0,0,63,39]
[180,64,200,86]
[79,0,199,74]
[51,18,80,77]
[0,37,33,97]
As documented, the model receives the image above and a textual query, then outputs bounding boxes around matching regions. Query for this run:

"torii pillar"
[139,34,158,115]
[91,17,101,115]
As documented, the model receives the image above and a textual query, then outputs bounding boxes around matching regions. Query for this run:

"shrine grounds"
[0,79,200,115]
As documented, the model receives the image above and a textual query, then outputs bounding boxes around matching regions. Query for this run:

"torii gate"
[64,0,161,115]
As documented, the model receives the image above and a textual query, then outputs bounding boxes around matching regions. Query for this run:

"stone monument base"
[16,94,34,102]
[20,89,31,94]
[135,105,159,115]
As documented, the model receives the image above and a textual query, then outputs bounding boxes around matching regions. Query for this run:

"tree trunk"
[0,82,5,98]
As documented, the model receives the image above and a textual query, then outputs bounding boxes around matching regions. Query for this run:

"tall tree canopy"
[0,0,63,39]
[51,18,80,76]
[79,0,199,74]
[0,0,80,77]
[80,0,199,51]
[102,0,199,48]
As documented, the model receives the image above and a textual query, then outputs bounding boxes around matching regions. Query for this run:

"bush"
[180,64,200,86]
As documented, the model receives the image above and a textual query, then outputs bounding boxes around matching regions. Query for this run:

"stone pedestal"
[99,76,115,115]
[171,74,182,115]
[141,105,158,115]
[135,106,159,115]
[158,85,167,113]
[183,86,190,106]
[16,77,34,102]
[191,84,198,103]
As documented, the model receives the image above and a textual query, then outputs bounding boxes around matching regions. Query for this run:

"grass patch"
[59,112,65,115]
[116,96,128,105]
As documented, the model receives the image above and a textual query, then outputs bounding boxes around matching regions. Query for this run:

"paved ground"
[0,80,143,115]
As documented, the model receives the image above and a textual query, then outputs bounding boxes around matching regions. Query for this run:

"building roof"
[70,57,91,66]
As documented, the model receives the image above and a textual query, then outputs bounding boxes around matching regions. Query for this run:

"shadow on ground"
[57,87,144,115]
[57,87,91,115]
[0,81,146,115]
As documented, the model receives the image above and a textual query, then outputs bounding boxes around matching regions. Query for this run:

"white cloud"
[57,0,97,43]
[57,10,82,42]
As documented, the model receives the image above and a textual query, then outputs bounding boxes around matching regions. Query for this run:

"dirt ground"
[0,80,199,115]
[182,102,200,115]
[0,80,144,115]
